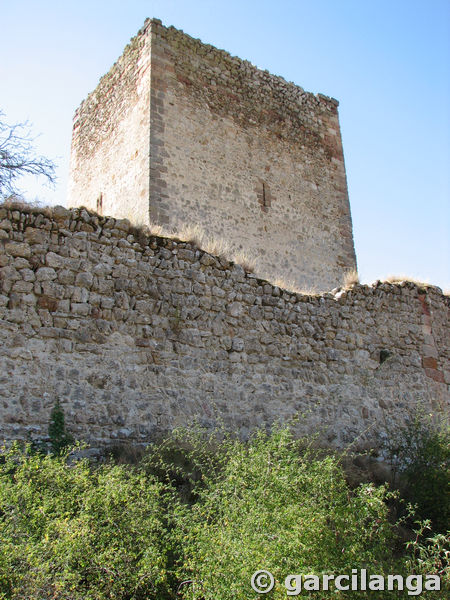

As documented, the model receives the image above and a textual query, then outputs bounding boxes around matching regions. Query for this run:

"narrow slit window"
[97,193,103,215]
[256,180,272,212]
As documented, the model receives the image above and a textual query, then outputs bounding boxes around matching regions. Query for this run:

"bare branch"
[0,110,56,199]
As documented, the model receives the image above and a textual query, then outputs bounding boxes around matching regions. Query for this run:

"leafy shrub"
[0,444,175,599]
[173,426,405,599]
[141,426,224,505]
[0,427,447,599]
[48,400,74,455]
[405,521,449,588]
[383,412,449,533]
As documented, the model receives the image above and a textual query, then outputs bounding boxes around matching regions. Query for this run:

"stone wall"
[0,205,448,450]
[68,18,356,292]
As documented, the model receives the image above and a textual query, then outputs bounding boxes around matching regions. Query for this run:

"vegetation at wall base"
[48,400,74,455]
[0,426,448,599]
[382,410,449,534]
[0,443,176,599]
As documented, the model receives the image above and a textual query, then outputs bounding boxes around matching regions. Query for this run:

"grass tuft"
[229,249,257,273]
[382,274,431,286]
[342,268,359,288]
[163,224,258,273]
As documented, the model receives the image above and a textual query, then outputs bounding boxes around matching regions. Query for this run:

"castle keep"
[1,21,446,451]
[68,18,356,291]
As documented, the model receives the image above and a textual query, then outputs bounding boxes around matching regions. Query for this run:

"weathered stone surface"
[0,206,448,451]
[36,267,57,281]
[37,295,59,312]
[25,228,47,245]
[52,205,71,220]
[5,242,31,258]
[76,272,94,288]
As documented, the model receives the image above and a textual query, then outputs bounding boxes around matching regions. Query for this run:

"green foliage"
[172,427,403,599]
[0,444,175,599]
[141,426,223,504]
[405,521,449,587]
[48,400,74,455]
[383,412,450,533]
[0,426,448,599]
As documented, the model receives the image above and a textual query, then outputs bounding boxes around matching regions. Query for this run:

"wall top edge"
[0,201,447,303]
[73,17,339,120]
[147,17,339,109]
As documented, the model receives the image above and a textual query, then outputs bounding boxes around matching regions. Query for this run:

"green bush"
[173,427,406,599]
[48,400,74,455]
[383,412,449,533]
[405,521,449,589]
[0,427,447,599]
[0,444,175,599]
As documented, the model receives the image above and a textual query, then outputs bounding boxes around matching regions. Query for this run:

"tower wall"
[68,19,357,291]
[68,23,152,224]
[148,20,355,291]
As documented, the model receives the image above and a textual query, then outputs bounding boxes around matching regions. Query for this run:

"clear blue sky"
[2,0,449,290]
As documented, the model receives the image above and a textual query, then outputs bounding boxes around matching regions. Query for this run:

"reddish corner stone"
[418,294,431,316]
[176,74,192,86]
[424,368,445,383]
[422,356,438,369]
[37,295,58,312]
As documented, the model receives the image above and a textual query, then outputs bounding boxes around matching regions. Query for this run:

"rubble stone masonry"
[0,205,448,449]
[68,19,356,292]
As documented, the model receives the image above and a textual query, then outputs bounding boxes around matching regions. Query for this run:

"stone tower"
[68,18,356,291]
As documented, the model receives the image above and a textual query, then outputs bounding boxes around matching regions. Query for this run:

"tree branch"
[0,110,56,199]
